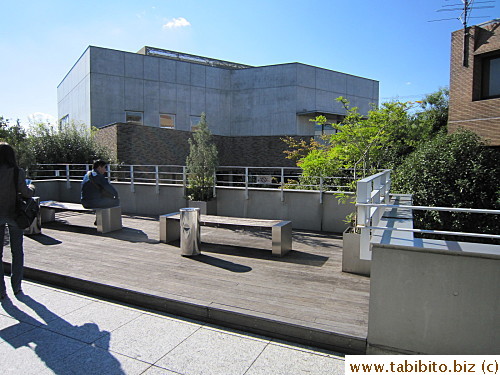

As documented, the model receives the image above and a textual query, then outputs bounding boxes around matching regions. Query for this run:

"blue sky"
[0,0,497,125]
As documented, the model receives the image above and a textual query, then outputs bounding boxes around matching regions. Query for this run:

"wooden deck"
[3,212,370,354]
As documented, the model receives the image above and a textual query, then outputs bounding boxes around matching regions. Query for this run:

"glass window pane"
[160,113,175,128]
[190,115,201,131]
[126,111,143,125]
[488,57,500,97]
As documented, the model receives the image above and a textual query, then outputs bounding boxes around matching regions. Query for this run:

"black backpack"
[13,168,39,229]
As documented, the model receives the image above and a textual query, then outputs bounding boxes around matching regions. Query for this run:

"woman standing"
[0,142,35,299]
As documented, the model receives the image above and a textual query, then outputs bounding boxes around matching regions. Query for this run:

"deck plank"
[3,212,370,352]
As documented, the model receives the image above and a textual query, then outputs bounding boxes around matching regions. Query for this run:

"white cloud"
[163,17,191,29]
[405,82,412,85]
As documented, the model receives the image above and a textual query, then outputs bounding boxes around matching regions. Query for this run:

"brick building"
[96,122,305,167]
[448,19,500,146]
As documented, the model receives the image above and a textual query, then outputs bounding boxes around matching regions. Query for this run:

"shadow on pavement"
[0,293,124,374]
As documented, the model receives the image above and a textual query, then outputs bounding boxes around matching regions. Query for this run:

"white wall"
[368,240,500,354]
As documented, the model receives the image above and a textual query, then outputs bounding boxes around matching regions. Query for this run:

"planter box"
[342,227,370,276]
[188,199,217,215]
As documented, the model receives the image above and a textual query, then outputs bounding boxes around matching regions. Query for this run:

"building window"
[481,54,500,99]
[59,114,69,129]
[190,115,201,131]
[126,111,143,125]
[314,123,338,138]
[160,113,175,128]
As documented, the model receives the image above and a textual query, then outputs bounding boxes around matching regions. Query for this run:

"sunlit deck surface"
[5,213,370,354]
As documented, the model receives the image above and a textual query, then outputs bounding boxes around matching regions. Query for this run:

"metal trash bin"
[180,207,201,256]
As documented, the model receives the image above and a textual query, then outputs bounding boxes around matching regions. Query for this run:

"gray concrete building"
[58,46,379,137]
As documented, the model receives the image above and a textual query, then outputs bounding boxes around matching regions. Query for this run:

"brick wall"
[96,123,305,167]
[449,22,500,146]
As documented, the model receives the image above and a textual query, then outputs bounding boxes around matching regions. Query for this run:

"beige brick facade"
[448,21,500,146]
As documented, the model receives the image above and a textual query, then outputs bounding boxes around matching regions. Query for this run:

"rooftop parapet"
[137,46,253,70]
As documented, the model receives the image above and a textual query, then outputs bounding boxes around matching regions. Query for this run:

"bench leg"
[160,214,180,243]
[272,221,292,257]
[40,207,56,223]
[96,206,122,233]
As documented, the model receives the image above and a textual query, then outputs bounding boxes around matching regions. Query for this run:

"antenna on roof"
[429,0,495,66]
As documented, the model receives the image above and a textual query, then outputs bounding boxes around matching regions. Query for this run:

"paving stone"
[154,327,267,375]
[0,296,45,327]
[0,326,87,374]
[0,314,37,344]
[54,344,151,375]
[43,300,142,343]
[245,343,345,375]
[14,288,95,323]
[95,313,200,363]
[141,365,181,374]
[0,280,353,374]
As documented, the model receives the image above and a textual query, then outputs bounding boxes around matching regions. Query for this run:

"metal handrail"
[356,203,500,215]
[359,226,500,240]
[27,163,361,201]
[356,202,500,241]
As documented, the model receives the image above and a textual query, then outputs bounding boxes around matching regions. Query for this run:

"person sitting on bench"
[81,160,120,209]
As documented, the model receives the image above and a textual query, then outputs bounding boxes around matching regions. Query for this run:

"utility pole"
[430,0,495,66]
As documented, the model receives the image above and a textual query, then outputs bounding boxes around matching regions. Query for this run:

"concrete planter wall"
[188,200,217,215]
[368,234,500,354]
[32,179,354,233]
[342,228,370,276]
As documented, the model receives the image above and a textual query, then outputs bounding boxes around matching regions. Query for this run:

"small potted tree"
[185,113,218,215]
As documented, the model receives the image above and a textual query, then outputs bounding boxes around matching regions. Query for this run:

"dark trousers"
[0,220,24,295]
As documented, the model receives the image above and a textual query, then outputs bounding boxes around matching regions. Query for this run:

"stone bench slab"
[160,213,292,257]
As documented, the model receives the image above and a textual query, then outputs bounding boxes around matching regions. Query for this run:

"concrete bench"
[159,213,292,257]
[40,201,122,234]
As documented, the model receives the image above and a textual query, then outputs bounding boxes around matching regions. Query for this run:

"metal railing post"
[319,176,323,204]
[245,167,249,200]
[281,168,284,202]
[372,176,382,225]
[183,166,187,197]
[213,170,217,198]
[356,179,371,260]
[385,170,391,203]
[65,164,71,189]
[155,165,159,194]
[130,165,135,193]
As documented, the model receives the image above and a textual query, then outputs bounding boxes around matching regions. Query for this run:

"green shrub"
[393,129,500,241]
[185,113,219,201]
[27,122,112,166]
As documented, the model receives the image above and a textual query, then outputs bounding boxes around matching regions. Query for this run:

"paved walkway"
[0,278,345,374]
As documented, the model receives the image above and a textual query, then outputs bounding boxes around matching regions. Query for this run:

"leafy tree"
[292,98,414,185]
[392,129,500,241]
[0,116,32,167]
[414,87,449,135]
[186,113,219,201]
[1,116,113,172]
[27,121,112,166]
[283,89,450,189]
